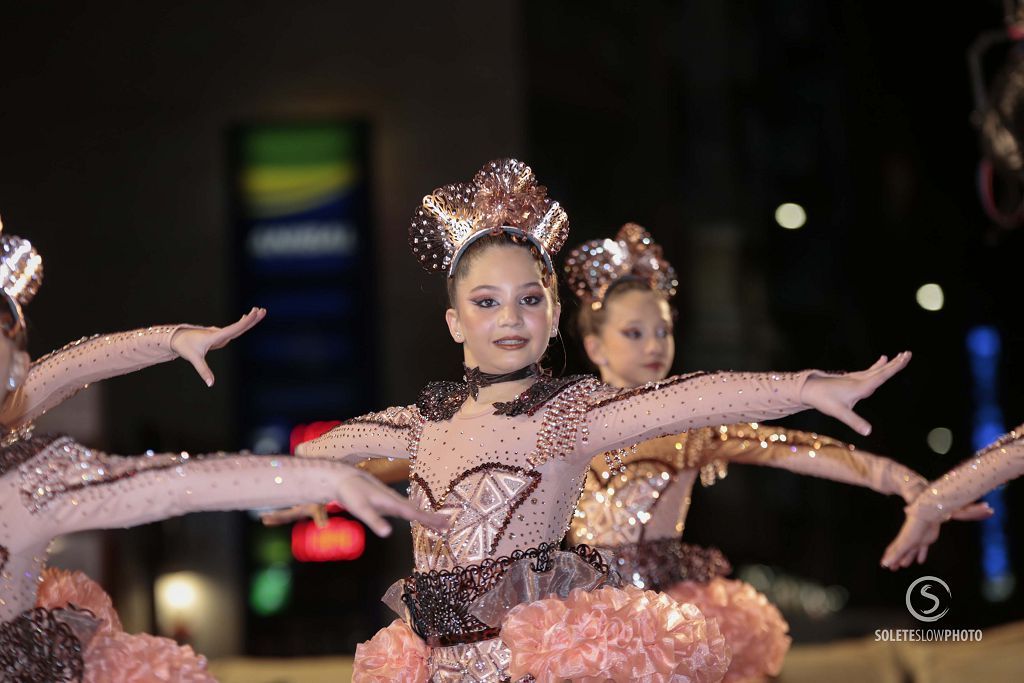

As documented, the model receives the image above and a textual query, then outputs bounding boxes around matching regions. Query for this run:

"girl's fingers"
[835,406,872,436]
[186,354,215,387]
[345,499,392,537]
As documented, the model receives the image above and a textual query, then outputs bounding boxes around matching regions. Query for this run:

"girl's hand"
[881,502,993,570]
[262,503,329,528]
[262,470,449,538]
[800,352,911,436]
[170,307,266,386]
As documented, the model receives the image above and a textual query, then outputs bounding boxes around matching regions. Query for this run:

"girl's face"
[584,288,674,388]
[446,245,560,376]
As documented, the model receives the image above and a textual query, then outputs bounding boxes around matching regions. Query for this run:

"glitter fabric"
[0,220,43,308]
[396,543,608,647]
[0,607,84,682]
[409,159,569,276]
[908,422,1024,522]
[411,463,542,567]
[301,369,820,680]
[571,422,926,558]
[1,325,186,439]
[611,539,732,591]
[564,222,679,307]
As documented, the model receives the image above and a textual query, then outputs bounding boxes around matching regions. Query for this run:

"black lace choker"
[463,363,542,399]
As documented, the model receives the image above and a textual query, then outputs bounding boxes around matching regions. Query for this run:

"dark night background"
[0,0,1021,664]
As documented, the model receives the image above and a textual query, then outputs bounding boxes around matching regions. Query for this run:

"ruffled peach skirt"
[666,578,790,683]
[36,568,215,682]
[354,585,732,682]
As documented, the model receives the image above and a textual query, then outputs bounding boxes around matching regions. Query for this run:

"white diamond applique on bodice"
[411,464,541,572]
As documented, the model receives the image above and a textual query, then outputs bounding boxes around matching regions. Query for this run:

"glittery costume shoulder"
[571,422,926,586]
[0,435,373,622]
[300,370,820,573]
[0,436,381,683]
[0,325,196,436]
[908,422,1024,522]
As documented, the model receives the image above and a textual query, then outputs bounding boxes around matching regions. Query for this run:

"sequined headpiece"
[409,158,569,276]
[0,216,43,309]
[564,223,678,309]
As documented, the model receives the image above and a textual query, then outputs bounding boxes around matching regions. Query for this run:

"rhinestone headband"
[564,223,678,308]
[409,158,569,276]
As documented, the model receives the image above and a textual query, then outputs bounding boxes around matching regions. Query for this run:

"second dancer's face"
[446,245,560,375]
[585,289,674,388]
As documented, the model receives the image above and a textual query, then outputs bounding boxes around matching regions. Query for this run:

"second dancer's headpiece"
[564,223,678,310]
[0,216,43,342]
[409,158,569,276]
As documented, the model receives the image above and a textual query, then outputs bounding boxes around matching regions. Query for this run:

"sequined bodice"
[569,422,883,553]
[409,416,589,572]
[570,433,706,548]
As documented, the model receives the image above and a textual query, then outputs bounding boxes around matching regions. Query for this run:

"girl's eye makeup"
[521,294,543,306]
[621,328,642,340]
[471,297,499,308]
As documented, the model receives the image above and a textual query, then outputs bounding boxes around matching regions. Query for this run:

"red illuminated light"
[290,421,342,454]
[291,517,366,562]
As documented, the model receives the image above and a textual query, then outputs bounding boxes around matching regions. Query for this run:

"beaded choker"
[462,363,542,400]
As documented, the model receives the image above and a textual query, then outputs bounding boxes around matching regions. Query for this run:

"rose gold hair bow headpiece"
[564,223,678,309]
[409,158,569,276]
[0,216,43,308]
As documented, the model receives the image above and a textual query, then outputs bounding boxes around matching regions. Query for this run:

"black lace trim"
[493,374,593,417]
[0,608,85,682]
[401,543,609,646]
[416,374,595,422]
[0,433,61,476]
[605,539,731,592]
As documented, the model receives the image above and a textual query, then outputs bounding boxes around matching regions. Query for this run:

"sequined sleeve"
[0,325,192,430]
[704,423,926,500]
[20,436,369,534]
[295,406,422,464]
[908,423,1024,522]
[577,371,815,459]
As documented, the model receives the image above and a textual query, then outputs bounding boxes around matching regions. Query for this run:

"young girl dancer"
[297,158,913,682]
[0,221,443,681]
[562,223,988,682]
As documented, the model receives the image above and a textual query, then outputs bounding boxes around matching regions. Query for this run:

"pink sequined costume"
[560,223,926,682]
[0,326,394,681]
[907,422,1024,523]
[569,424,926,682]
[299,370,833,682]
[312,158,906,682]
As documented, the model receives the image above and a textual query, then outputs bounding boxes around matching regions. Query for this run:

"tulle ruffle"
[666,578,790,682]
[469,548,614,626]
[37,567,122,635]
[501,585,731,683]
[36,568,213,682]
[353,619,431,683]
[83,631,213,683]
